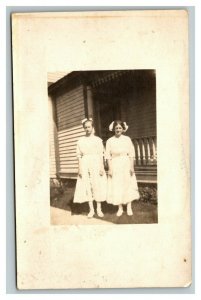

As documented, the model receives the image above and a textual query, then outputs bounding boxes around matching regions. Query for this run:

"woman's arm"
[78,157,82,177]
[99,140,105,176]
[105,139,112,177]
[129,157,134,176]
[99,149,105,176]
[128,137,135,176]
[99,157,105,176]
[107,159,113,177]
[76,142,82,177]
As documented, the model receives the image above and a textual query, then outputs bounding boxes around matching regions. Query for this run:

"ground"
[50,187,158,225]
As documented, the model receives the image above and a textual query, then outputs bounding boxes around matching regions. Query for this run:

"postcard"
[12,10,191,289]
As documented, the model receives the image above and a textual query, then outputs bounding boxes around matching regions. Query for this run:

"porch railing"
[132,136,157,166]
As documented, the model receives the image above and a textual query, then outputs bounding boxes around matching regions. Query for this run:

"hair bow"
[123,122,129,132]
[109,121,114,131]
[81,117,93,124]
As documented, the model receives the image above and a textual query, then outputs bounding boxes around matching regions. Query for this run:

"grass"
[50,187,158,225]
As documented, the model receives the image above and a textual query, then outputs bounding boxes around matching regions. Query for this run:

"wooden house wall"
[48,96,58,178]
[55,85,85,177]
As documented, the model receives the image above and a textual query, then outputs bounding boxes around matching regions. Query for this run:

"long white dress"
[73,135,107,203]
[105,135,140,205]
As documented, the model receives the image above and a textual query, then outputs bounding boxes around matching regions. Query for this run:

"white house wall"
[48,95,57,178]
[55,85,85,177]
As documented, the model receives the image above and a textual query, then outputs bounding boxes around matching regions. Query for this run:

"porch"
[132,136,157,183]
[48,70,157,184]
[89,70,157,183]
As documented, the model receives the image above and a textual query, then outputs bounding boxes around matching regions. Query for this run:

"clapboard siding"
[58,133,84,142]
[56,85,85,175]
[59,132,84,141]
[57,96,84,111]
[58,139,79,146]
[48,96,58,178]
[59,134,85,145]
[59,168,78,174]
[56,87,85,131]
[57,103,85,116]
[58,110,85,124]
[58,119,84,131]
[61,157,78,162]
[58,125,85,137]
[59,153,77,157]
[57,96,84,110]
[57,107,85,121]
[60,162,78,167]
[60,151,77,155]
[57,108,84,121]
[59,147,77,152]
[57,86,83,102]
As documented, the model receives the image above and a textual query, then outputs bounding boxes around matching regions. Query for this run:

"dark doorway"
[92,79,125,144]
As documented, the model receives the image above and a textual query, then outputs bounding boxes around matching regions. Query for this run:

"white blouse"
[105,135,135,159]
[76,135,104,158]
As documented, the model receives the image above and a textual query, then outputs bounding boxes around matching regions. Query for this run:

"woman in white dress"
[106,120,140,216]
[73,118,107,218]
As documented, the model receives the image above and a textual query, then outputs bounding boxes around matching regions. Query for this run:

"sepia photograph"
[12,10,191,289]
[48,70,157,225]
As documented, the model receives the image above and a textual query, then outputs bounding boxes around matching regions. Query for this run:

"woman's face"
[84,121,93,135]
[114,124,123,137]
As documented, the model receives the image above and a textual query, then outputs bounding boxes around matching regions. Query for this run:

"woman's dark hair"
[82,119,94,128]
[112,120,126,131]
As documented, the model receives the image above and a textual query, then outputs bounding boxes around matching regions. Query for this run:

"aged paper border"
[12,10,191,289]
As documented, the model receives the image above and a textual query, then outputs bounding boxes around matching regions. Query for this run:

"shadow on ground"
[50,187,158,224]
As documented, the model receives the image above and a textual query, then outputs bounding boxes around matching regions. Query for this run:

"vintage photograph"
[12,10,191,289]
[48,70,157,225]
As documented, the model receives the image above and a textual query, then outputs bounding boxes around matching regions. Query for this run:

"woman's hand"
[108,170,113,177]
[129,158,134,176]
[78,169,82,178]
[99,169,104,176]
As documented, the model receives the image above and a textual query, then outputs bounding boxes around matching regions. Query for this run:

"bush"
[138,185,157,203]
[50,177,76,203]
